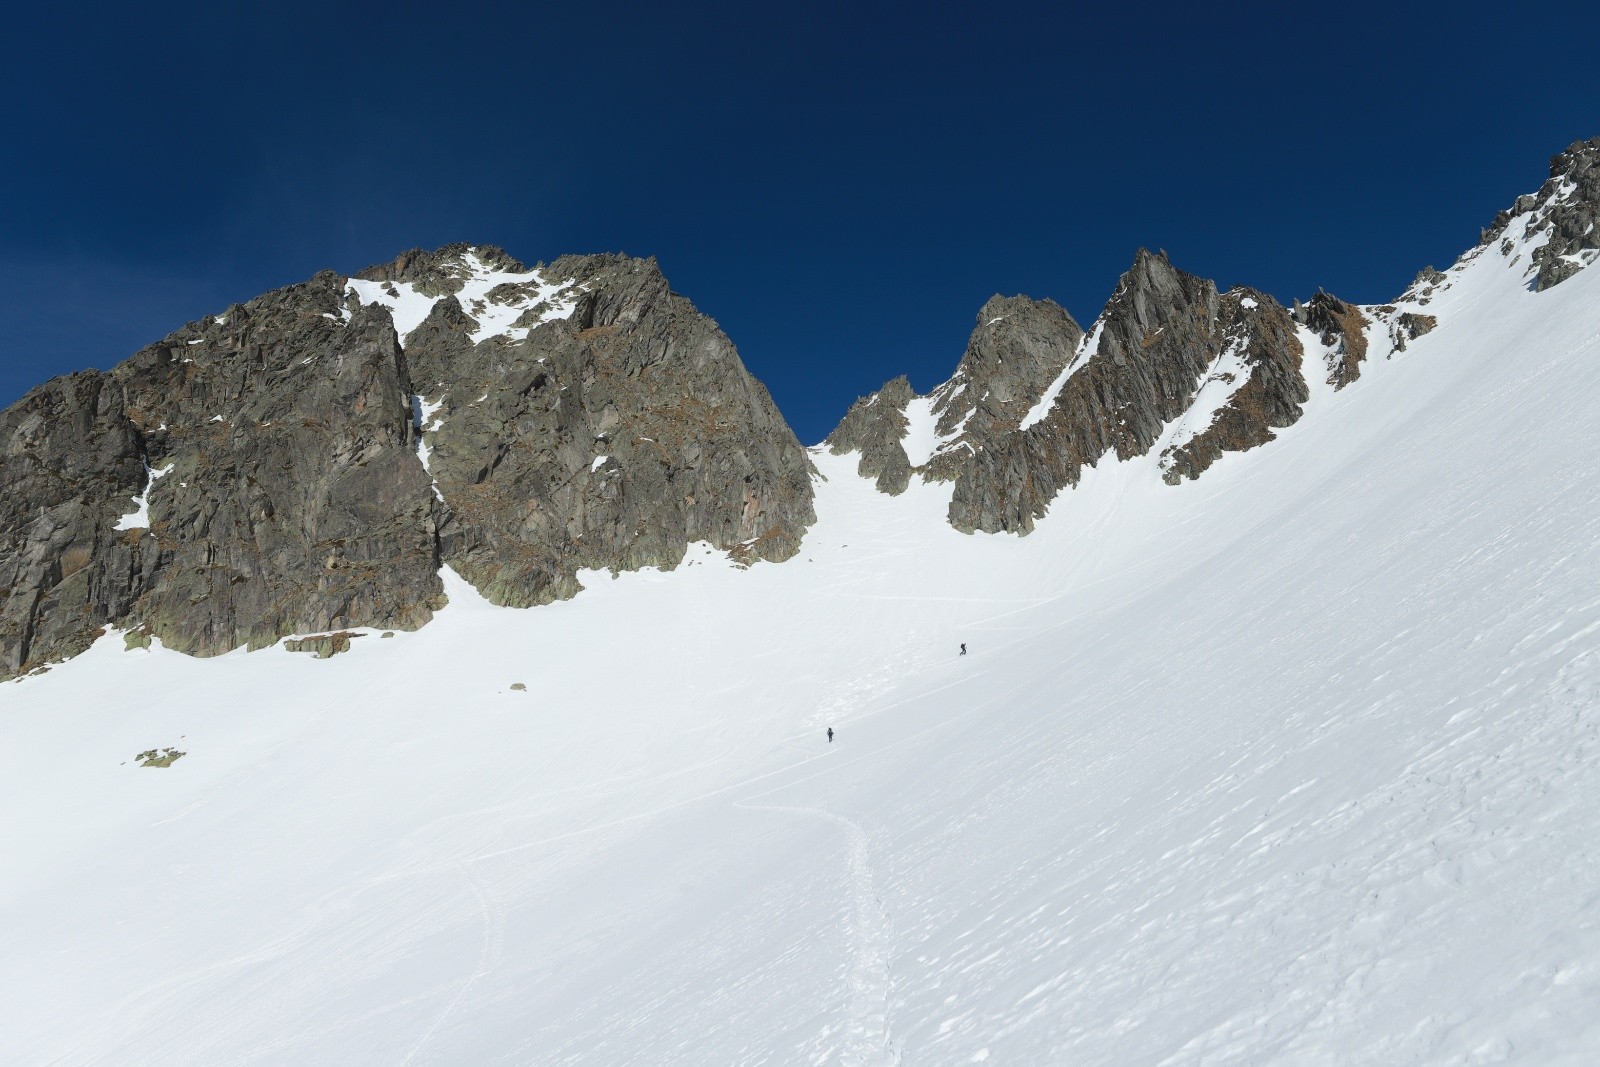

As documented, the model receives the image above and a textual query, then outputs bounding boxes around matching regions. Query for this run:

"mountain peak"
[0,245,814,677]
[1480,136,1600,290]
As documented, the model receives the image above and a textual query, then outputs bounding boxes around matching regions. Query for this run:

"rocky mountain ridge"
[3,138,1596,680]
[828,137,1599,533]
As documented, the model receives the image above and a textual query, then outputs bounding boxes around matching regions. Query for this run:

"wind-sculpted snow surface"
[4,185,1600,1063]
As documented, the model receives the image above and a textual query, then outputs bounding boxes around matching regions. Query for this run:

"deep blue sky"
[3,1,1597,443]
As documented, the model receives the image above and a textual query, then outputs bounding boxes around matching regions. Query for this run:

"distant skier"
[960,643,967,656]
[827,727,834,743]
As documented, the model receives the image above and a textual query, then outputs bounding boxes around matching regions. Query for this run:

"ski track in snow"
[734,794,902,1067]
[398,859,502,1065]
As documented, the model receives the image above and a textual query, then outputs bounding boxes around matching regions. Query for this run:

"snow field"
[2,228,1600,1063]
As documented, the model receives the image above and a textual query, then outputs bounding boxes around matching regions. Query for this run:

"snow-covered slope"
[6,194,1600,1065]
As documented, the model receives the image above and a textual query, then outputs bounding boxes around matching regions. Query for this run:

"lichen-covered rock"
[0,246,816,678]
[284,631,362,658]
[1299,292,1371,389]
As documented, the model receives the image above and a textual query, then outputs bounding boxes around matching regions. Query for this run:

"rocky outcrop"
[1160,290,1307,484]
[0,246,815,678]
[393,250,815,606]
[825,376,915,495]
[820,139,1595,537]
[1391,312,1438,352]
[921,296,1082,482]
[0,372,148,674]
[942,251,1309,532]
[825,252,1315,531]
[1482,137,1600,290]
[1299,292,1371,389]
[823,295,1082,493]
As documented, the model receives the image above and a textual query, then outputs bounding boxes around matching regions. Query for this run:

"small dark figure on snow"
[960,643,967,656]
[827,727,834,743]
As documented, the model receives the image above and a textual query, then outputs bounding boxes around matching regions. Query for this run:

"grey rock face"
[1482,137,1600,290]
[0,371,147,674]
[921,296,1082,482]
[126,278,445,662]
[825,376,916,495]
[946,251,1309,532]
[827,252,1310,534]
[823,295,1082,495]
[0,270,449,678]
[0,246,815,678]
[398,250,816,605]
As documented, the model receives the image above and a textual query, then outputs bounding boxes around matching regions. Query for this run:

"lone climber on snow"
[960,643,967,656]
[827,727,834,743]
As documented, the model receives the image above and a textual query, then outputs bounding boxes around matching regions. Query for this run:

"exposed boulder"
[1391,312,1438,352]
[284,631,363,658]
